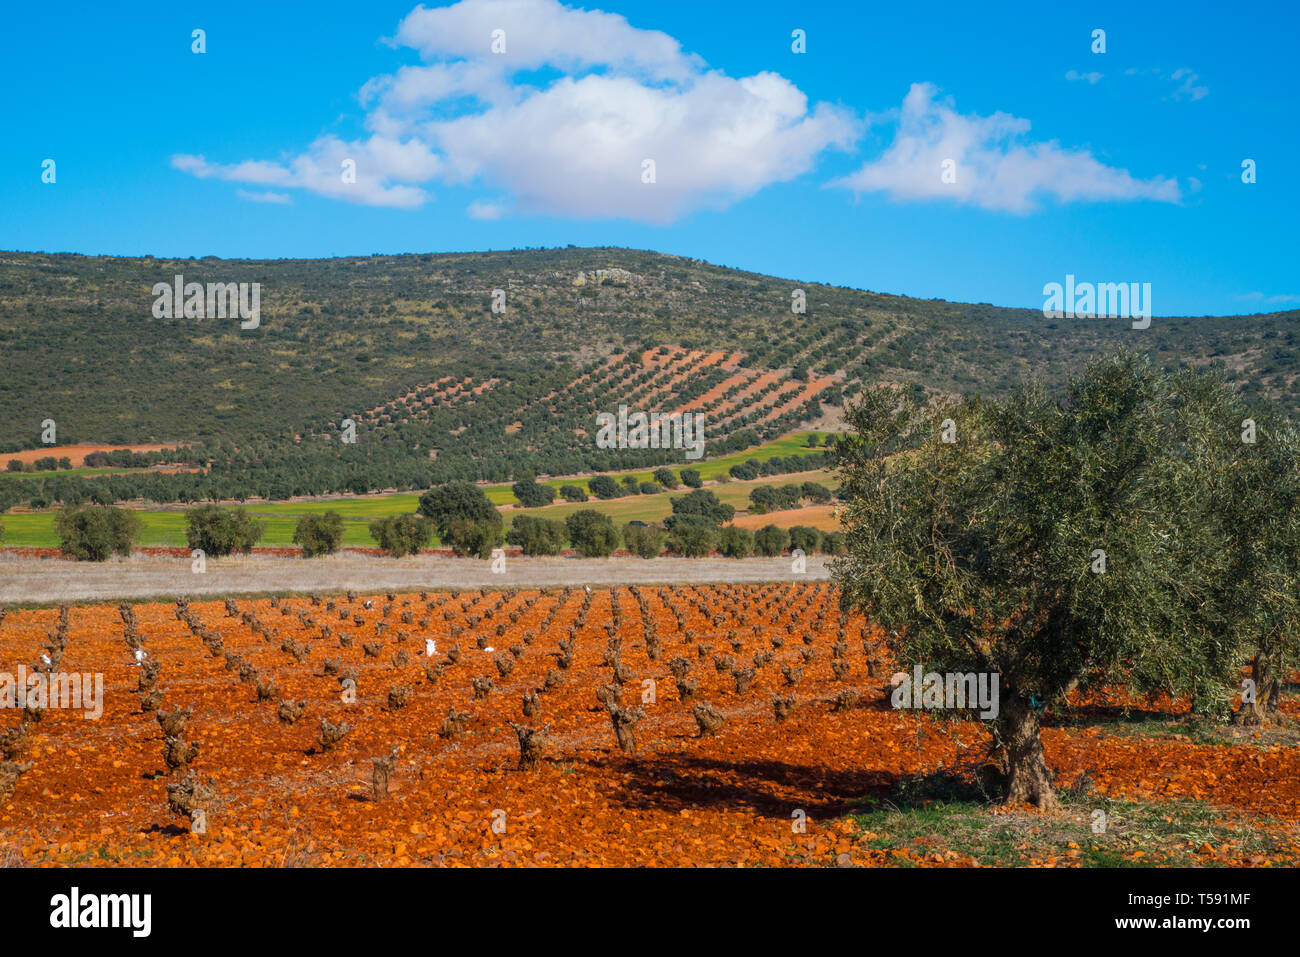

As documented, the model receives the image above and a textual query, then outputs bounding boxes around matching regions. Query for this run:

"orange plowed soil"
[3,445,178,467]
[732,506,841,531]
[2,584,1298,867]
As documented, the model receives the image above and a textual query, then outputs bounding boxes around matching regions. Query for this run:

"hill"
[1,247,1296,507]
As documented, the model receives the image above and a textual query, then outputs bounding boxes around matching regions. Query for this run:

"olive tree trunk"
[987,696,1058,811]
[1234,651,1281,726]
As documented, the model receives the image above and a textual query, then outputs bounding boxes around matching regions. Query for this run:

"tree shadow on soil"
[593,752,909,819]
[139,822,190,837]
[1043,704,1180,729]
[595,753,1088,819]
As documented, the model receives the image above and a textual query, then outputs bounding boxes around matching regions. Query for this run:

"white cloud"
[1065,70,1103,85]
[466,198,507,219]
[429,71,855,222]
[390,0,701,81]
[831,83,1181,213]
[1170,67,1209,101]
[1239,291,1300,305]
[173,134,439,209]
[1122,66,1209,101]
[171,0,856,223]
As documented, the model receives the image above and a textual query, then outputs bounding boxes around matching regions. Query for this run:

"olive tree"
[1171,374,1300,725]
[833,352,1284,809]
[293,512,345,557]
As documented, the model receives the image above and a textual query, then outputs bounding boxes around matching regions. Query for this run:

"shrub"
[652,467,678,488]
[417,482,498,535]
[665,489,734,529]
[55,505,142,561]
[679,468,703,488]
[511,477,556,508]
[587,475,621,500]
[788,526,823,553]
[565,510,620,557]
[507,515,567,556]
[749,486,774,514]
[719,526,755,558]
[801,482,833,504]
[443,518,504,558]
[668,520,718,558]
[639,482,661,495]
[559,485,588,503]
[293,513,345,557]
[369,514,433,557]
[185,505,264,557]
[754,524,790,557]
[821,531,847,555]
[623,523,665,559]
[750,484,802,514]
[729,463,759,481]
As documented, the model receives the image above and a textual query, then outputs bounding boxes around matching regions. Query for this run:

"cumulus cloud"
[831,83,1181,213]
[428,71,855,221]
[390,0,701,81]
[1065,70,1103,85]
[171,0,856,222]
[173,134,439,208]
[466,198,507,220]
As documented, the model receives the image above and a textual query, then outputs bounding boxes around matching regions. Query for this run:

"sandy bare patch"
[0,551,831,604]
[2,444,180,467]
[732,505,841,531]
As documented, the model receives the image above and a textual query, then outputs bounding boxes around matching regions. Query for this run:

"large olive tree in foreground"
[833,352,1300,809]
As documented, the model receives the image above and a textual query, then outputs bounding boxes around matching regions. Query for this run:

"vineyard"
[3,585,1298,867]
[350,348,837,446]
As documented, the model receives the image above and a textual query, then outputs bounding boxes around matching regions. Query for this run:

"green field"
[503,468,834,527]
[0,434,834,549]
[490,431,830,501]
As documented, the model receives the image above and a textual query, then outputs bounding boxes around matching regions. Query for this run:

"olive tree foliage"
[56,505,143,560]
[506,515,567,556]
[511,475,556,508]
[417,482,499,534]
[369,514,433,557]
[622,522,666,558]
[293,512,345,557]
[1176,374,1300,726]
[185,505,264,557]
[832,352,1293,809]
[565,510,620,557]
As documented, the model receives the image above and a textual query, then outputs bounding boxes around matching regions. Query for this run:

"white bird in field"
[40,653,51,666]
[585,586,592,595]
[363,600,375,609]
[134,648,145,665]
[425,638,436,656]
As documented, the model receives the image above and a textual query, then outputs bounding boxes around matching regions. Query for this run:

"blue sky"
[2,0,1296,315]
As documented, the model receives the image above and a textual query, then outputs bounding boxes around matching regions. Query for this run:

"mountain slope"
[1,247,1296,502]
